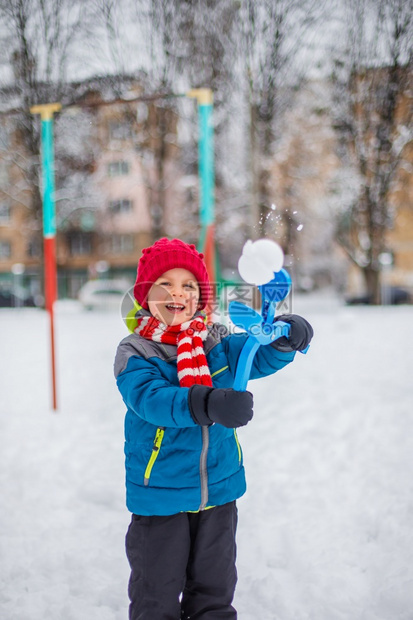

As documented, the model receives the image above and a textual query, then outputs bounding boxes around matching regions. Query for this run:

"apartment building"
[0,78,184,302]
[270,79,413,297]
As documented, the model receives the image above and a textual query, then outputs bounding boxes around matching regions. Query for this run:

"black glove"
[188,385,254,428]
[272,314,314,351]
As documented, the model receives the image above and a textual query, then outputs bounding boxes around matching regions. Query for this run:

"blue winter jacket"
[114,321,295,516]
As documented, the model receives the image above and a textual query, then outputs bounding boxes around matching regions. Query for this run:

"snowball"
[238,239,284,285]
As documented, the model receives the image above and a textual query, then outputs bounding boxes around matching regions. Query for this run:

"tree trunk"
[152,105,167,241]
[363,265,381,305]
[249,102,260,239]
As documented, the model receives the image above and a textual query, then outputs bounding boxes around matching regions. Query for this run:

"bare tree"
[117,0,241,244]
[239,0,329,242]
[143,0,180,241]
[90,0,184,242]
[332,0,413,303]
[0,0,97,230]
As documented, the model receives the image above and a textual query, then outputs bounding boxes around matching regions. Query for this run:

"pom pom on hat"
[134,238,211,310]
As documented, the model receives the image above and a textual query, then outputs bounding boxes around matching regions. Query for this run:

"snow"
[238,239,285,285]
[1,295,413,620]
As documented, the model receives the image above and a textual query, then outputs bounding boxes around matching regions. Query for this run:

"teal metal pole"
[187,89,215,253]
[187,89,216,316]
[198,101,215,229]
[41,118,57,237]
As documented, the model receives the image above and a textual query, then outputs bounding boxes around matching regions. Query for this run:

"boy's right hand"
[188,386,254,428]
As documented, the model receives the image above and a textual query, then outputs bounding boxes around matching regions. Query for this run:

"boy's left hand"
[272,314,313,351]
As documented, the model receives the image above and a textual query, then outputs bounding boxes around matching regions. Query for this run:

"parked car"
[346,286,412,305]
[78,279,132,311]
[0,288,41,308]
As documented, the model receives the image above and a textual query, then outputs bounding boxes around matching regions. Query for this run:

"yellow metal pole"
[30,102,62,120]
[187,88,214,106]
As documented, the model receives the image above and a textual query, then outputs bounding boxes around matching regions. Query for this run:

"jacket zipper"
[144,427,165,486]
[198,425,209,510]
[197,365,228,510]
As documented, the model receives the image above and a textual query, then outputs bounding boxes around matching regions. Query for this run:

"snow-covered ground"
[1,294,413,620]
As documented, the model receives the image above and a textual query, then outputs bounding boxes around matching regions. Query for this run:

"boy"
[114,237,313,619]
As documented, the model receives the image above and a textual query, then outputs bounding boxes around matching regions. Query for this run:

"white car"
[78,279,132,311]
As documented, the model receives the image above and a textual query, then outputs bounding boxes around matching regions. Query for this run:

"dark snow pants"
[125,501,238,620]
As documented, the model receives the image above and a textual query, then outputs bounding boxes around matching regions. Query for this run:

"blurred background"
[0,0,411,307]
[1,3,413,618]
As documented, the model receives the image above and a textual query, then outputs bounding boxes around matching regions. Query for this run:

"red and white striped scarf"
[134,316,213,388]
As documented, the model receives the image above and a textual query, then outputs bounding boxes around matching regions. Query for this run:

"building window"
[0,203,11,224]
[111,234,134,254]
[0,240,11,259]
[27,237,42,257]
[0,123,10,149]
[68,232,92,256]
[0,161,9,186]
[136,103,148,123]
[109,121,132,140]
[109,199,132,214]
[107,161,129,177]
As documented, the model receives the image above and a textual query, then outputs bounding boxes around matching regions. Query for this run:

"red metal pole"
[203,225,216,322]
[44,236,58,410]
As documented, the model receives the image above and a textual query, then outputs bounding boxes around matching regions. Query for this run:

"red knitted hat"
[134,238,211,310]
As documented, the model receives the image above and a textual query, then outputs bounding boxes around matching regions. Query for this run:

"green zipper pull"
[144,427,165,486]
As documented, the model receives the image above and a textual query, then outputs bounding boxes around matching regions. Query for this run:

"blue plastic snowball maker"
[229,268,308,391]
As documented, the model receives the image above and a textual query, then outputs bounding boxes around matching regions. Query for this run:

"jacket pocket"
[144,427,165,486]
[211,365,229,379]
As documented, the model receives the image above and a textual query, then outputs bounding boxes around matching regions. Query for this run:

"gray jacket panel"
[114,322,229,378]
